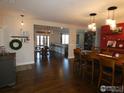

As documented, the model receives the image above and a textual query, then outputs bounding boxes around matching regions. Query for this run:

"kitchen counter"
[50,44,68,56]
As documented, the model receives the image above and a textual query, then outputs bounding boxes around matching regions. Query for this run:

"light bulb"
[21,21,24,26]
[106,18,112,25]
[110,20,116,30]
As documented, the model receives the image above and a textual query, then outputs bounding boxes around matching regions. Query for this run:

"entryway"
[34,24,69,61]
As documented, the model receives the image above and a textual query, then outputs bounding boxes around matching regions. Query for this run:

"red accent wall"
[100,23,124,50]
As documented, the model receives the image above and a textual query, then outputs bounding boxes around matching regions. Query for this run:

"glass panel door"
[36,35,49,47]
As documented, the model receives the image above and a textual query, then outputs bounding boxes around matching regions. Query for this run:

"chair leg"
[74,63,77,73]
[91,61,94,82]
[112,74,114,86]
[98,71,102,87]
[73,62,79,75]
[73,62,76,73]
[81,65,84,79]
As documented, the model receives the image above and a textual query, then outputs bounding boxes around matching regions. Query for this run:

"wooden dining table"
[82,51,124,82]
[88,52,124,67]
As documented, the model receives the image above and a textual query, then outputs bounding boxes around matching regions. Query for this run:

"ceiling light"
[20,14,24,26]
[88,13,97,32]
[106,6,117,31]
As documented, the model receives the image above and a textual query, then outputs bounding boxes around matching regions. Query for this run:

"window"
[36,35,50,47]
[62,34,69,44]
[37,35,40,45]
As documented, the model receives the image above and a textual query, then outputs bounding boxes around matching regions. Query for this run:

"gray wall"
[76,29,85,49]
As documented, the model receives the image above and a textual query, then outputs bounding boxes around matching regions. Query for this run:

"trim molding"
[68,58,74,62]
[68,56,74,59]
[16,61,34,66]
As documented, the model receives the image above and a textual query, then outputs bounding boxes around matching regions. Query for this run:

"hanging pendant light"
[20,14,24,26]
[88,13,97,32]
[105,6,117,31]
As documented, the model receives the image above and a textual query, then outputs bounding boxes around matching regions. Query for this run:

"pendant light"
[88,13,97,32]
[106,6,117,31]
[20,14,24,26]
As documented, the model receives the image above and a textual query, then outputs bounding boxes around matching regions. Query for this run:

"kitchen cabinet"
[0,53,16,88]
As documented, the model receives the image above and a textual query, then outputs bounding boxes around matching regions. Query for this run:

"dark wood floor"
[0,52,97,93]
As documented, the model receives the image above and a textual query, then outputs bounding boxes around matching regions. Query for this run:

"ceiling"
[0,0,124,27]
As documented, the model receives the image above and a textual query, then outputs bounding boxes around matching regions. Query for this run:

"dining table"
[87,51,124,67]
[81,51,124,83]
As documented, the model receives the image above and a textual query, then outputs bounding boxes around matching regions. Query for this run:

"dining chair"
[80,52,87,78]
[98,56,116,87]
[83,52,95,82]
[73,48,81,74]
[113,54,124,86]
[41,47,48,57]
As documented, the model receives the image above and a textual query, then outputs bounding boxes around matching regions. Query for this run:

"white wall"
[0,16,4,46]
[1,14,82,66]
[2,16,34,66]
[0,28,4,46]
[0,15,3,28]
[68,29,77,58]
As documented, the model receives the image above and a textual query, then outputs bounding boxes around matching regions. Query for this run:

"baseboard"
[68,58,74,62]
[16,61,34,72]
[68,56,74,59]
[16,61,34,66]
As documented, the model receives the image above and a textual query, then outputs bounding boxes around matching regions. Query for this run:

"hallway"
[0,53,97,93]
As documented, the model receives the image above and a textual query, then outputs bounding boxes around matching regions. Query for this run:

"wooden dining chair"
[98,56,116,87]
[80,52,87,78]
[73,48,81,74]
[83,52,95,82]
[112,54,124,86]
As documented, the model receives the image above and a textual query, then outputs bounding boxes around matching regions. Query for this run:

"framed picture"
[107,40,116,47]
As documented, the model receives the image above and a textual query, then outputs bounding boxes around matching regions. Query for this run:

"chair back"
[98,56,117,86]
[100,57,115,69]
[73,48,81,61]
[80,52,87,62]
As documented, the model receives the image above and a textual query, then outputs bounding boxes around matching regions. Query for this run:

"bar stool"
[98,57,116,87]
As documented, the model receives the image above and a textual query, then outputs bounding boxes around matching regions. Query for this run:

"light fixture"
[88,13,97,32]
[20,14,24,26]
[106,6,117,31]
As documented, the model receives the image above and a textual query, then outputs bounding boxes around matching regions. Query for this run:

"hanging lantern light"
[88,13,97,32]
[105,6,117,31]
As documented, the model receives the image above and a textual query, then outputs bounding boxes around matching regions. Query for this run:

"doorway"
[34,24,69,61]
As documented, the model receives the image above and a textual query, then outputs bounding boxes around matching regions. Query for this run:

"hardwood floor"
[0,52,97,93]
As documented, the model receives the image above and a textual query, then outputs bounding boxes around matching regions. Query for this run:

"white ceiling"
[0,0,124,27]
